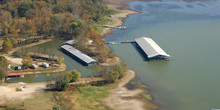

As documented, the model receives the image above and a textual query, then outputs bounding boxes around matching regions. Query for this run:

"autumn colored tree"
[18,0,36,17]
[2,38,13,53]
[0,56,8,84]
[22,55,33,69]
[70,69,81,82]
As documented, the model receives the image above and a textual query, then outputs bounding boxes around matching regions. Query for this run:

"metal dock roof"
[61,45,97,64]
[64,40,75,45]
[135,37,170,59]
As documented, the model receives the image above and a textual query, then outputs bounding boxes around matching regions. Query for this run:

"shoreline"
[2,38,67,75]
[102,0,158,110]
[104,70,146,110]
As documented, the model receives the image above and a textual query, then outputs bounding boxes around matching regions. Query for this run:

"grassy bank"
[4,84,116,110]
[67,85,116,110]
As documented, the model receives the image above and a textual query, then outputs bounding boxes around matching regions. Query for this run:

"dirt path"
[104,70,145,110]
[0,83,47,105]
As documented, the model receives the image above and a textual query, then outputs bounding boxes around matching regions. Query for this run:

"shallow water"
[105,0,220,110]
[7,40,93,83]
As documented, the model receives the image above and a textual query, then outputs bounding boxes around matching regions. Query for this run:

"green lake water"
[7,40,93,83]
[105,0,220,110]
[7,0,220,109]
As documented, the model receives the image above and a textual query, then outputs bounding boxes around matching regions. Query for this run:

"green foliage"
[1,0,118,63]
[53,105,61,110]
[18,0,36,17]
[94,64,126,83]
[0,56,8,83]
[142,94,153,101]
[53,71,72,82]
[0,56,8,68]
[2,38,13,53]
[73,85,114,110]
[9,37,17,47]
[70,69,81,82]
[22,55,33,69]
[55,80,70,91]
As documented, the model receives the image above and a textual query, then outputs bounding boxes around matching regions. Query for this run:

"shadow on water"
[59,48,88,66]
[131,42,152,61]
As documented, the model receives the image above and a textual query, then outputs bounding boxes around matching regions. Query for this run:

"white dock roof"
[61,45,97,64]
[135,37,170,58]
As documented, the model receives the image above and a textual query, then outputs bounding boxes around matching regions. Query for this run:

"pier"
[105,37,170,60]
[98,25,127,30]
[105,40,135,44]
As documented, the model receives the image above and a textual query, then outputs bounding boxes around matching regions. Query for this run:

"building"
[61,45,98,66]
[135,37,170,60]
[64,40,75,45]
[6,73,24,80]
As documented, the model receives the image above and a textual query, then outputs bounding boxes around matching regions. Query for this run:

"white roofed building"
[135,37,170,60]
[61,45,98,66]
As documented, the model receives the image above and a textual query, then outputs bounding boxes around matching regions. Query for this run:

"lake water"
[7,40,93,83]
[105,0,220,110]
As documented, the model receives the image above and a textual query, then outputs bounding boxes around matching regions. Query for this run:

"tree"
[2,38,13,53]
[18,0,36,17]
[55,80,70,91]
[53,71,72,91]
[9,37,17,47]
[70,69,81,82]
[22,55,33,69]
[112,64,125,79]
[0,56,8,84]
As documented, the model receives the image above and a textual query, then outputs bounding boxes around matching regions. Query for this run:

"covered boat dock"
[61,45,98,66]
[6,73,24,80]
[135,37,170,60]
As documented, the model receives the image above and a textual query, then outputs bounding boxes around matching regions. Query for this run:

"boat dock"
[105,37,170,60]
[105,40,135,44]
[98,25,127,30]
[61,37,170,65]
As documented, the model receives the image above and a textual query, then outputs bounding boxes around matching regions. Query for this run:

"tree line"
[0,0,117,62]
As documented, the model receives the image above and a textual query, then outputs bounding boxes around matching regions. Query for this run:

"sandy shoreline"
[101,0,140,37]
[102,0,159,110]
[104,70,145,110]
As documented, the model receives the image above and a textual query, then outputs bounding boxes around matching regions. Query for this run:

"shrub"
[70,69,81,82]
[55,80,70,91]
[53,105,61,110]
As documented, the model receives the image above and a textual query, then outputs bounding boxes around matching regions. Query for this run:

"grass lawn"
[69,84,116,110]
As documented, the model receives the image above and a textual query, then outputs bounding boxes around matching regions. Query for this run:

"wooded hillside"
[0,0,117,62]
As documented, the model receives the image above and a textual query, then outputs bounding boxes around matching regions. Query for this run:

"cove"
[105,0,220,110]
[7,40,93,83]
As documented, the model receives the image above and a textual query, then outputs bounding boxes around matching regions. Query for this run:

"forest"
[0,0,117,62]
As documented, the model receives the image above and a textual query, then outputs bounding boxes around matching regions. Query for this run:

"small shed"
[42,62,49,68]
[6,73,24,80]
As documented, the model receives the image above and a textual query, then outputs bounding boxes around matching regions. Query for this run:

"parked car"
[32,64,38,69]
[42,62,49,68]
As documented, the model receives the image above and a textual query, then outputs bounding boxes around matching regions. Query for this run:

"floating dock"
[61,45,98,66]
[135,37,170,60]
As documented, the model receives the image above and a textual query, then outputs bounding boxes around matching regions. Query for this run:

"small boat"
[109,42,121,45]
[118,26,127,30]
